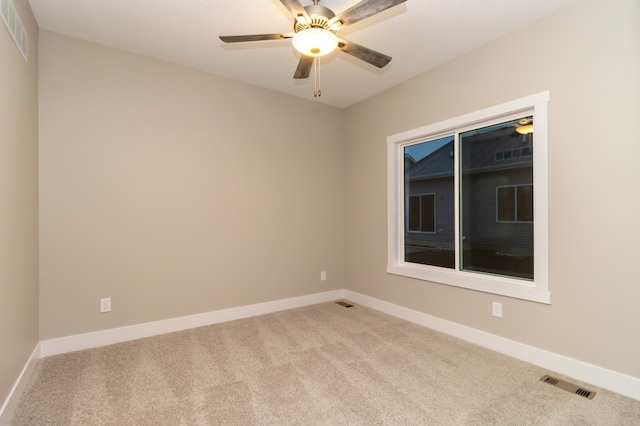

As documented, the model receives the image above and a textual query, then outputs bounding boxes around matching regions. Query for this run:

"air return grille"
[540,374,596,400]
[1,0,28,61]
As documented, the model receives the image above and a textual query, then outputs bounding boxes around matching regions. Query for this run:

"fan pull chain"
[314,57,321,97]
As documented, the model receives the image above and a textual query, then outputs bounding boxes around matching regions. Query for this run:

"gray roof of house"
[406,126,533,181]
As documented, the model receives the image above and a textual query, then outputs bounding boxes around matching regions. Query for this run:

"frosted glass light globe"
[292,28,338,57]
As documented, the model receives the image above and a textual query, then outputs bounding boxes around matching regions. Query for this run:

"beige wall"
[0,0,39,405]
[38,32,345,339]
[344,0,640,378]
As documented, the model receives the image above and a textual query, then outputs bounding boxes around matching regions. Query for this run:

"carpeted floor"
[10,302,640,425]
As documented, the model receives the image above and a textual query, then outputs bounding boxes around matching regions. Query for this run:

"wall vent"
[1,0,28,61]
[540,374,596,400]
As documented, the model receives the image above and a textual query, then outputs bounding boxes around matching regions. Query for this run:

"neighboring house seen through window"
[387,92,550,303]
[497,184,533,223]
[407,194,436,233]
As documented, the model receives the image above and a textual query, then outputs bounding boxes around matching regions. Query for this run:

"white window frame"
[387,92,550,304]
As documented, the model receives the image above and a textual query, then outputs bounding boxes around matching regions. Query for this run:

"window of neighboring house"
[497,185,533,223]
[387,92,550,304]
[407,193,436,233]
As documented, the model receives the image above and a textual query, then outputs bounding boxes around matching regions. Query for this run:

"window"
[387,92,550,303]
[407,194,436,233]
[497,185,533,223]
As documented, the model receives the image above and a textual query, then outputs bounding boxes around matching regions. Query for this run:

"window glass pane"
[420,194,436,233]
[517,185,534,221]
[404,136,455,268]
[460,117,534,280]
[408,196,420,231]
[497,187,515,221]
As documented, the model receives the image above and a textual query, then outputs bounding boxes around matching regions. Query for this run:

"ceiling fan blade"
[294,55,314,79]
[219,34,293,43]
[279,0,311,25]
[337,38,391,68]
[330,0,406,28]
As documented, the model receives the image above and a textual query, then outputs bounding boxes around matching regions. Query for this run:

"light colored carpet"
[10,302,640,425]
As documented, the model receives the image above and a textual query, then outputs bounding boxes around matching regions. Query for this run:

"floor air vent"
[336,301,353,308]
[540,375,596,399]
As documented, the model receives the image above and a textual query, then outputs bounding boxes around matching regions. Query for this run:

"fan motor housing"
[294,5,336,32]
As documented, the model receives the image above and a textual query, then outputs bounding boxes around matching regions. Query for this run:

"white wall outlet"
[492,301,502,318]
[320,271,327,281]
[100,297,111,313]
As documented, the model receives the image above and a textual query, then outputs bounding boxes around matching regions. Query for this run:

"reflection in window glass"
[408,194,436,232]
[497,187,516,221]
[517,185,533,221]
[404,136,455,268]
[460,118,534,280]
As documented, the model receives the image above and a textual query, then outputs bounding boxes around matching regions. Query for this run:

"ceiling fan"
[514,117,534,135]
[219,0,407,80]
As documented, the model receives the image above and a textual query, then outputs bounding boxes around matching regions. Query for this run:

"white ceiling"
[28,0,578,108]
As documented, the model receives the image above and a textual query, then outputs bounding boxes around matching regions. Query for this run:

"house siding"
[405,176,455,250]
[461,167,533,254]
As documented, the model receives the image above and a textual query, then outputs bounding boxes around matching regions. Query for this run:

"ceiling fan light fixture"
[516,124,534,135]
[292,28,338,57]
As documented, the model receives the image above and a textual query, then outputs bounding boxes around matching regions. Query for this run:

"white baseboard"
[0,343,41,425]
[343,290,640,402]
[31,288,639,402]
[5,292,347,421]
[40,290,345,357]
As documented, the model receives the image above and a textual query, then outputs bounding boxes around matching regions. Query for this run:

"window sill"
[387,263,551,304]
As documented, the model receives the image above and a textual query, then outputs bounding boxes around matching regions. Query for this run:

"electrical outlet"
[100,297,111,313]
[320,271,327,281]
[492,301,502,318]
